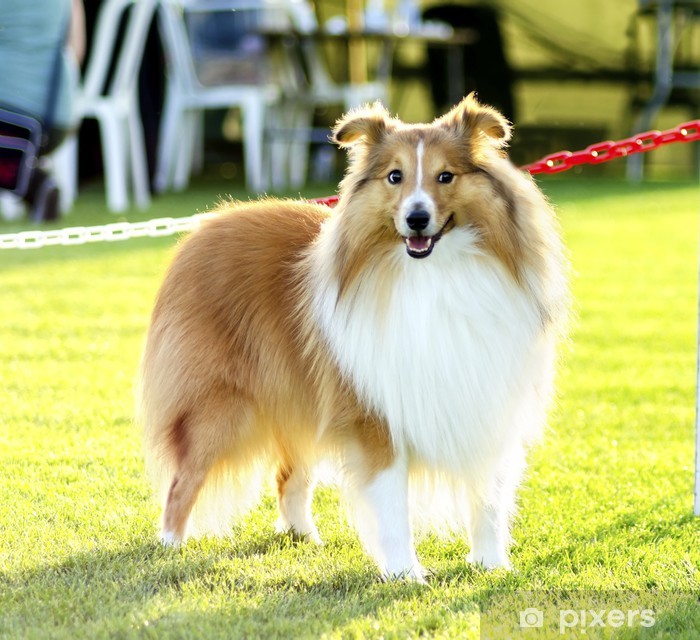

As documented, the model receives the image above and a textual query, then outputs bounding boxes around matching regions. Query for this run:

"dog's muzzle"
[404,214,455,259]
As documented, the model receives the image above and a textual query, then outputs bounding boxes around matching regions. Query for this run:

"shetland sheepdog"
[139,94,568,581]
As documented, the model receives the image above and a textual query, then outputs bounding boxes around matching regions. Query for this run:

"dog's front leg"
[351,453,425,583]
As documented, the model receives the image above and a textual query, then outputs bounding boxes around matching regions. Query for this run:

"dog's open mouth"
[404,215,455,259]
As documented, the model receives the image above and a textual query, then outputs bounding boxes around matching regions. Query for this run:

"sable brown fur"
[140,199,397,539]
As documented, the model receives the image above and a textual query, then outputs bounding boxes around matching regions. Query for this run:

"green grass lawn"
[1,175,699,639]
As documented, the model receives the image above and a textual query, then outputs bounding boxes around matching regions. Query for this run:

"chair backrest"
[81,0,157,101]
[157,0,200,91]
[158,0,286,90]
[272,0,338,94]
[275,0,385,100]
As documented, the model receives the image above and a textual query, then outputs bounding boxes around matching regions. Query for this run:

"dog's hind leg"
[161,456,212,545]
[466,445,526,570]
[466,497,511,570]
[160,412,217,544]
[275,463,321,543]
[159,396,255,544]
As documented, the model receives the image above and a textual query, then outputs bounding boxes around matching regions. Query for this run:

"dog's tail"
[136,342,270,539]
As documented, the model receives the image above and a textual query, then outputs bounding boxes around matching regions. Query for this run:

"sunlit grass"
[1,175,698,638]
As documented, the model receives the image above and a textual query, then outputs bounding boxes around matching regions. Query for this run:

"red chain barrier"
[521,120,700,175]
[314,119,700,207]
[3,121,695,249]
[312,195,339,207]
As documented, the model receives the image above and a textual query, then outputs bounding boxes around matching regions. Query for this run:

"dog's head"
[331,93,513,262]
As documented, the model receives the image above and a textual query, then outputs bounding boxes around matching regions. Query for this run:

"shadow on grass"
[2,515,697,637]
[0,531,479,638]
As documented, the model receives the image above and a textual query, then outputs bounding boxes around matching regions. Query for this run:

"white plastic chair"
[285,0,389,108]
[155,0,286,194]
[276,0,390,187]
[71,0,156,212]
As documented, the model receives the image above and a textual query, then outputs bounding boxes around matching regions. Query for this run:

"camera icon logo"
[519,608,544,628]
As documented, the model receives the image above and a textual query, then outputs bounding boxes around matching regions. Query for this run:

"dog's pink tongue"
[406,236,431,252]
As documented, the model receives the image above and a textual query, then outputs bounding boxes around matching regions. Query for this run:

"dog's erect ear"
[439,93,512,147]
[332,102,393,148]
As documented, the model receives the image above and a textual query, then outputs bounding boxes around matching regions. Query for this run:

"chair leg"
[128,102,151,210]
[242,98,267,193]
[268,103,290,191]
[154,92,181,193]
[190,110,205,176]
[172,109,198,192]
[98,113,129,212]
[288,103,313,189]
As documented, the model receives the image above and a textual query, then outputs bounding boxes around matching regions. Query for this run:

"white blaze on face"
[398,140,437,238]
[415,140,425,193]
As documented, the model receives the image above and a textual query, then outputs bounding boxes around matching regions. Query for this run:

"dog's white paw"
[381,564,427,585]
[160,530,182,548]
[274,519,323,545]
[467,549,511,571]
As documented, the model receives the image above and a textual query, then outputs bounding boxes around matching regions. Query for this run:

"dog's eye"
[437,171,454,184]
[387,170,402,185]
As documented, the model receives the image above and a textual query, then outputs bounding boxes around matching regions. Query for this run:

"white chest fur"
[310,225,551,477]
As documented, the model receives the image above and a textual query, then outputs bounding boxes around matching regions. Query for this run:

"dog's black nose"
[406,210,431,231]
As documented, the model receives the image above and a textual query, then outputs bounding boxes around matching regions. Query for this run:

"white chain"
[0,213,219,250]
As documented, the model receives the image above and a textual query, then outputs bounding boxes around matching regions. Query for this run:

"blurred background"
[2,0,699,218]
[125,0,695,186]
